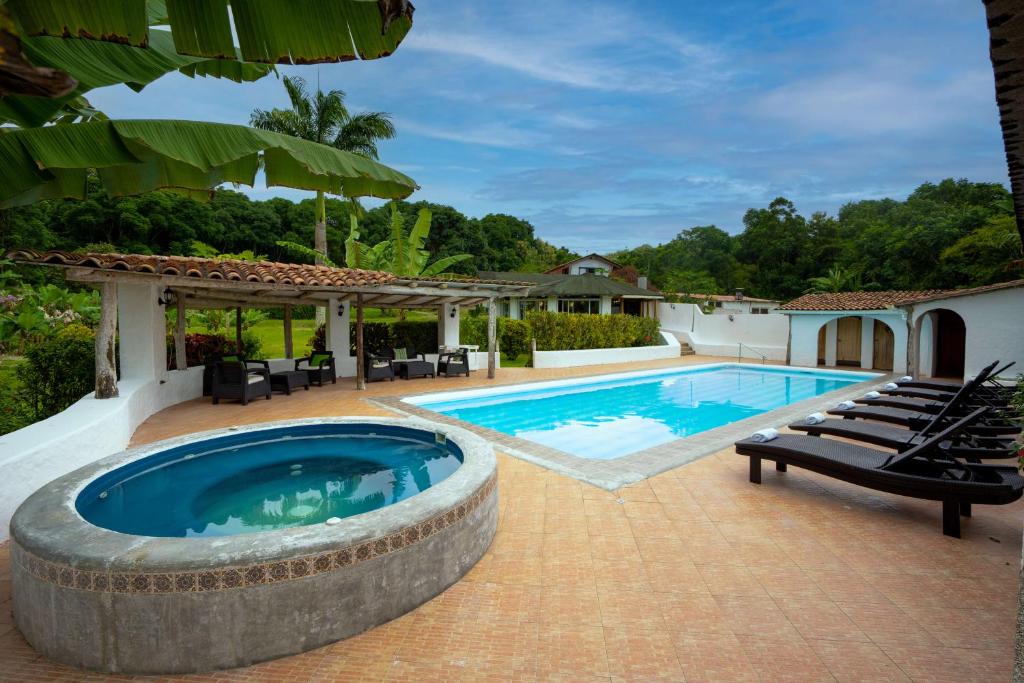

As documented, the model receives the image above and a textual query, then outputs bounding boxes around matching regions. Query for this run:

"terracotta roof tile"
[779,290,946,311]
[6,250,397,288]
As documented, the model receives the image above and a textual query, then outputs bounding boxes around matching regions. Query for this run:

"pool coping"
[372,363,897,491]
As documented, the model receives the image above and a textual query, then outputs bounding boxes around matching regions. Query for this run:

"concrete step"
[679,343,696,356]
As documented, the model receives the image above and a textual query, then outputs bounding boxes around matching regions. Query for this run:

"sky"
[90,0,1009,253]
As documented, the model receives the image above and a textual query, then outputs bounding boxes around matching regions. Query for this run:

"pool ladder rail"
[737,342,768,365]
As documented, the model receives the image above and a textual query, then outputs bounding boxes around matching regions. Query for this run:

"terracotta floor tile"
[603,627,684,682]
[643,559,707,594]
[775,595,870,642]
[671,630,759,682]
[807,638,909,682]
[738,633,835,682]
[714,593,801,639]
[658,591,733,635]
[588,534,641,562]
[635,536,689,564]
[880,642,1011,682]
[836,600,941,647]
[597,587,667,630]
[536,624,610,678]
[696,563,768,597]
[539,586,604,627]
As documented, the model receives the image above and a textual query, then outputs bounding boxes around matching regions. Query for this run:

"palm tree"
[251,76,397,269]
[805,266,878,293]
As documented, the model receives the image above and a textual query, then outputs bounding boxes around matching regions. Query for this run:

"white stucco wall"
[658,303,789,360]
[786,311,908,374]
[532,331,679,368]
[567,257,613,275]
[906,287,1024,380]
[0,369,204,541]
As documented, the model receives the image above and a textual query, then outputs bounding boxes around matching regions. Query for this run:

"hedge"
[17,323,96,420]
[310,320,438,356]
[460,316,530,360]
[526,311,660,351]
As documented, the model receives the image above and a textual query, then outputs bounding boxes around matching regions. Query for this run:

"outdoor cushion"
[372,361,390,369]
[394,348,408,360]
[221,355,239,362]
[246,375,264,385]
[309,353,330,366]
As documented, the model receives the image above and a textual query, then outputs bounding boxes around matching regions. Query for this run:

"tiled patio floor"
[0,356,1020,682]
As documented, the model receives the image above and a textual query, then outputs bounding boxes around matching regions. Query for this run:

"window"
[520,299,544,315]
[752,307,770,314]
[714,301,723,308]
[558,299,600,314]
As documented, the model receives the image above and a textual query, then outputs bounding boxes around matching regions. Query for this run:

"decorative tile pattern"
[13,474,496,595]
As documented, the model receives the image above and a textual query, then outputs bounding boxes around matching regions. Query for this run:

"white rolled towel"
[750,428,779,442]
[864,391,881,399]
[804,412,826,425]
[883,382,899,391]
[899,376,913,383]
[836,400,856,410]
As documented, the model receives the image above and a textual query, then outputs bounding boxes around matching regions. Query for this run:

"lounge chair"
[296,351,337,386]
[791,379,1016,460]
[437,347,470,377]
[828,404,1021,436]
[735,408,1024,537]
[365,352,395,382]
[212,360,271,405]
[896,361,1015,391]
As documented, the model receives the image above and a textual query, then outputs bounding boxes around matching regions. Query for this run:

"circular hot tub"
[10,417,497,674]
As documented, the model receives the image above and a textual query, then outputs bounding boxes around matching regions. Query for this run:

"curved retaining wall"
[9,417,497,674]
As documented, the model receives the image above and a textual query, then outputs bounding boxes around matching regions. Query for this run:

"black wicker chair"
[212,360,271,405]
[365,351,395,382]
[296,351,337,386]
[438,347,470,377]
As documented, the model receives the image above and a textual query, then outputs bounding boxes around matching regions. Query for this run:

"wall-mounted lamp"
[157,287,174,306]
[449,306,457,319]
[337,301,347,317]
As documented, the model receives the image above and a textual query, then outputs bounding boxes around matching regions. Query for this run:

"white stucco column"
[546,296,558,312]
[824,319,838,367]
[918,313,934,377]
[860,317,875,369]
[599,296,612,315]
[440,303,460,348]
[117,283,167,384]
[326,297,350,358]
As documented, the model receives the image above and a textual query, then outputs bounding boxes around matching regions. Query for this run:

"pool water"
[77,425,463,538]
[412,365,868,460]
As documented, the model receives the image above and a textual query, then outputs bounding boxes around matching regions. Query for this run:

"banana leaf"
[0,29,275,127]
[7,0,415,64]
[0,119,418,208]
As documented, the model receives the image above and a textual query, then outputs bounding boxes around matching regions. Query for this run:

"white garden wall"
[532,331,679,369]
[658,303,789,360]
[0,369,203,541]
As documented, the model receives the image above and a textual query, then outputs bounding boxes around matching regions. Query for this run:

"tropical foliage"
[345,205,472,277]
[612,179,1022,300]
[527,311,661,351]
[251,75,398,265]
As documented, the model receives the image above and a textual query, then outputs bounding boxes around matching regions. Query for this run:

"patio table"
[269,370,311,395]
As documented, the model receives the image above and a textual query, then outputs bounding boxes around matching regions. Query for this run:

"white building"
[780,280,1024,378]
[682,290,781,315]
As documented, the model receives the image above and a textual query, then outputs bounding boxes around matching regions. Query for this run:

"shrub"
[459,316,530,360]
[17,323,96,420]
[526,311,660,351]
[390,320,438,354]
[264,305,317,320]
[0,360,32,435]
[168,333,237,368]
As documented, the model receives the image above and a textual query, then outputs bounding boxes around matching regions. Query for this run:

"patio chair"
[394,347,434,379]
[203,353,270,396]
[735,408,1024,537]
[437,347,470,377]
[295,351,337,386]
[790,376,1016,460]
[896,361,1015,392]
[212,360,271,405]
[365,351,395,382]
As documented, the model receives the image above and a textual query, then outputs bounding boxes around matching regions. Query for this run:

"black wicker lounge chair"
[828,404,1021,436]
[296,351,337,386]
[791,379,1016,460]
[896,361,1015,391]
[212,360,271,405]
[365,352,395,382]
[437,347,470,377]
[735,408,1024,537]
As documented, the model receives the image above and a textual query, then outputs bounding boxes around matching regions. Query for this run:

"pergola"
[8,251,532,396]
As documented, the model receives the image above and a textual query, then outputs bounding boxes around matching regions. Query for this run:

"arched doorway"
[835,316,862,367]
[817,325,826,365]
[871,319,895,371]
[933,309,966,378]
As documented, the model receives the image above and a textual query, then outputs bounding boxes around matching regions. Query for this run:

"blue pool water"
[77,424,463,538]
[413,365,869,460]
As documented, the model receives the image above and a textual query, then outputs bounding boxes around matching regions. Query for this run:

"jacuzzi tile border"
[376,370,896,490]
[11,473,496,594]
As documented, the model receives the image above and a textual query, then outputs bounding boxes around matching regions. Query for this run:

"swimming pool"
[409,364,873,460]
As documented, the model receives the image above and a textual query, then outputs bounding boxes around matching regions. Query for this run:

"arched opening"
[933,308,966,378]
[816,324,826,365]
[835,316,862,367]
[871,319,895,371]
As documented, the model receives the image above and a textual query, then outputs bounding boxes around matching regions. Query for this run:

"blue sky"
[91,0,1008,253]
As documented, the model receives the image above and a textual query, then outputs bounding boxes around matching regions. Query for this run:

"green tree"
[250,76,397,268]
